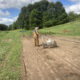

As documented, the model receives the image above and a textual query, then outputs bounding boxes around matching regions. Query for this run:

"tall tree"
[55,1,69,24]
[68,11,78,21]
[11,0,69,30]
[29,9,42,29]
[43,2,56,27]
[0,24,8,31]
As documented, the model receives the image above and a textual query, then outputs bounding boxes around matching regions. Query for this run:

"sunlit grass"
[0,31,22,80]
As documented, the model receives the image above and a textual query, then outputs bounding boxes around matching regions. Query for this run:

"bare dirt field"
[22,35,80,80]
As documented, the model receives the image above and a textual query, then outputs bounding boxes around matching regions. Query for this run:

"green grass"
[0,31,22,80]
[39,21,80,36]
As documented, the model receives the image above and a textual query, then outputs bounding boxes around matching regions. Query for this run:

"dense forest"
[9,0,80,30]
[9,0,68,30]
[0,24,8,31]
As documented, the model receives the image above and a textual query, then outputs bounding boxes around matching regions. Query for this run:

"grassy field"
[39,20,80,36]
[0,21,80,79]
[23,20,80,37]
[0,31,22,80]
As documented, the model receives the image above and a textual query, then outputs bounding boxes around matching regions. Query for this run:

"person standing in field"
[33,27,39,46]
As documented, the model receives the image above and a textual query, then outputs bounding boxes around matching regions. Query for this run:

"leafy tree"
[34,0,49,12]
[0,24,8,31]
[68,11,79,21]
[10,0,69,30]
[43,2,56,27]
[29,9,42,29]
[54,1,69,24]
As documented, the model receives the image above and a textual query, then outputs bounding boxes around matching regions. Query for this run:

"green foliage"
[43,19,57,27]
[0,24,8,31]
[11,0,69,30]
[57,13,69,24]
[68,11,79,21]
[29,9,42,29]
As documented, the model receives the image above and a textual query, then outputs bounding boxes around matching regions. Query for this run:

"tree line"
[10,0,69,30]
[1,0,80,31]
[0,24,8,31]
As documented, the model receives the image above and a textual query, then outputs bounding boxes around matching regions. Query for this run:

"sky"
[0,0,80,25]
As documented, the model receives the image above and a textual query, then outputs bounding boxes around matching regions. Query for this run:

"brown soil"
[22,36,80,80]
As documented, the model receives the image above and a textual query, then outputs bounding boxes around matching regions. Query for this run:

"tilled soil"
[22,36,80,80]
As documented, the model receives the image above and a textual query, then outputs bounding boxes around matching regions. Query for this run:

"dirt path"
[22,36,80,80]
